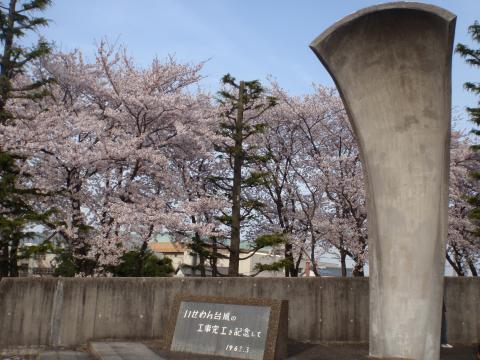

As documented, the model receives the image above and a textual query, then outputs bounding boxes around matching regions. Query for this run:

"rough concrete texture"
[89,342,165,360]
[310,3,456,360]
[39,351,92,360]
[0,277,478,353]
[284,343,479,360]
[0,277,369,350]
[150,342,478,360]
[1,343,477,360]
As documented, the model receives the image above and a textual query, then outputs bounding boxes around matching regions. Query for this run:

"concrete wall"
[0,277,478,350]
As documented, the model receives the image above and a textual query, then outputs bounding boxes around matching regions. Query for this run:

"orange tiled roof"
[149,242,186,254]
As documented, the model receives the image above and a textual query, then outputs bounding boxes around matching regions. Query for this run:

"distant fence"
[0,277,478,350]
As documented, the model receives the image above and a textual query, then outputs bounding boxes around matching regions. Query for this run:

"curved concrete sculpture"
[310,3,456,360]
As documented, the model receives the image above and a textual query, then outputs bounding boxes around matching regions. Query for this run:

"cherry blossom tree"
[2,39,478,279]
[169,135,230,276]
[261,83,367,276]
[1,43,217,275]
[447,131,480,276]
[251,96,307,277]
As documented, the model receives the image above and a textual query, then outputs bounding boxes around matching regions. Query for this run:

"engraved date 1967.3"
[225,344,250,353]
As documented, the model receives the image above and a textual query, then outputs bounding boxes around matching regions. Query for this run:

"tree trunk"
[199,255,206,277]
[194,231,206,277]
[353,262,364,277]
[340,249,347,277]
[228,81,245,277]
[136,240,149,276]
[0,1,17,278]
[8,237,18,277]
[0,243,9,277]
[136,224,154,276]
[190,214,207,277]
[294,252,303,277]
[310,238,320,277]
[446,252,465,276]
[467,259,478,277]
[0,0,16,121]
[211,236,219,277]
[284,242,297,277]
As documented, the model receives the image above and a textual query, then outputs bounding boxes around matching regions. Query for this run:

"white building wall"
[239,252,285,277]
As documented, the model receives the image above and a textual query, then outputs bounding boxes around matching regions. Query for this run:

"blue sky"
[30,1,479,130]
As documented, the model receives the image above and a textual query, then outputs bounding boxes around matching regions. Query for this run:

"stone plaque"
[165,295,288,360]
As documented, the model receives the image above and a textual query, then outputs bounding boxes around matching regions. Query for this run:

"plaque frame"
[165,294,288,360]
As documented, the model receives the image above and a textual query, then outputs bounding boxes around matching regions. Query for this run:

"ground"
[1,342,478,359]
[149,340,479,359]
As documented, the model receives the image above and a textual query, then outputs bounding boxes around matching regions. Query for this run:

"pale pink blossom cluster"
[251,83,477,276]
[248,83,366,276]
[446,131,480,275]
[0,43,222,272]
[1,43,477,276]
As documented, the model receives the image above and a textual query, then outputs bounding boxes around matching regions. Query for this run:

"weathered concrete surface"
[1,343,477,360]
[0,277,368,349]
[39,350,93,360]
[310,3,456,360]
[0,277,478,352]
[89,342,165,360]
[150,342,479,360]
[444,277,480,344]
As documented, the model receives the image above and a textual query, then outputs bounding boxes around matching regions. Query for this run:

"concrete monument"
[165,295,288,360]
[310,3,456,360]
